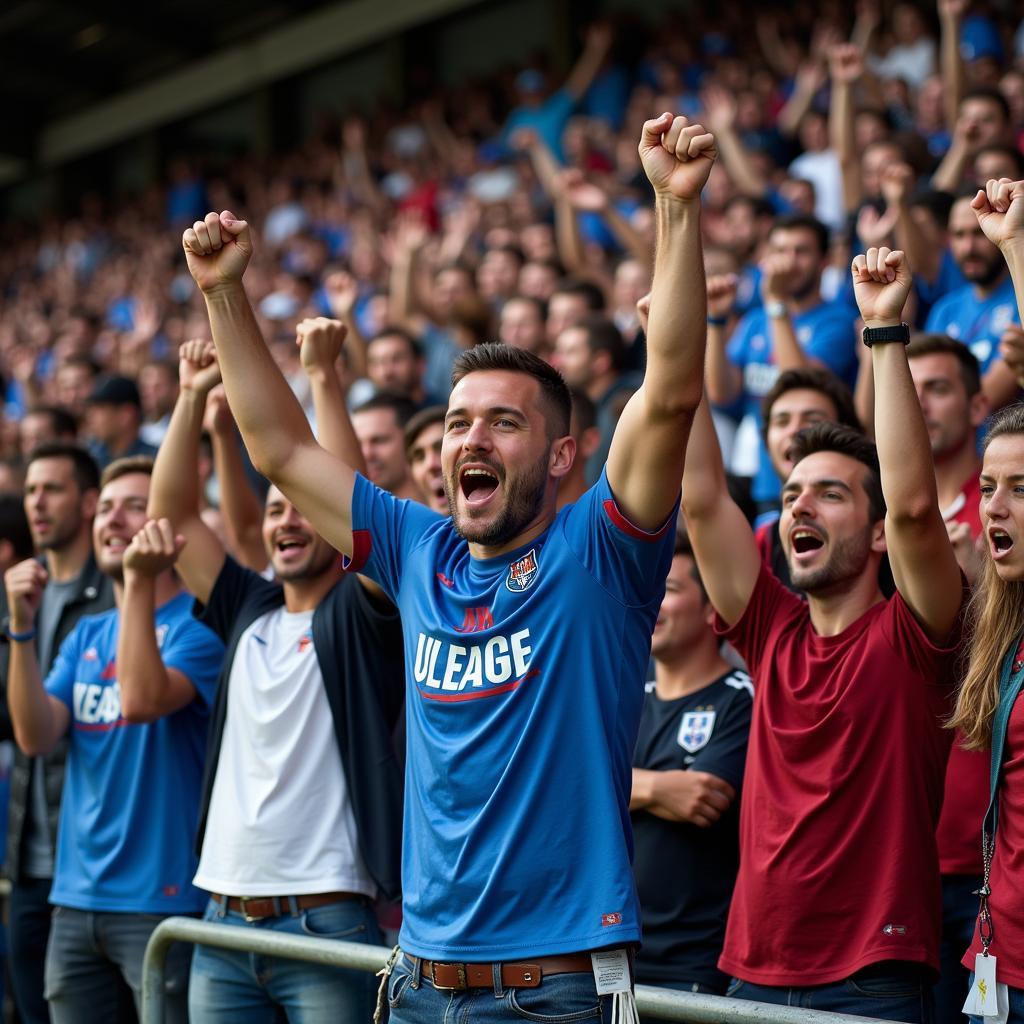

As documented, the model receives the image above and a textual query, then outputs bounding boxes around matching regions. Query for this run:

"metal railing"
[142,916,894,1024]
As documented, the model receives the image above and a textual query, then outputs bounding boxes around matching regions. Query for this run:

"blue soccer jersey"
[348,469,676,959]
[45,591,224,913]
[727,301,857,502]
[924,275,1020,374]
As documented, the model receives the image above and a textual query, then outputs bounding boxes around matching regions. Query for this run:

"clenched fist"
[182,210,253,294]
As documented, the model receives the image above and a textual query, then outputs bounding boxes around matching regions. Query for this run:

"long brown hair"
[952,404,1024,749]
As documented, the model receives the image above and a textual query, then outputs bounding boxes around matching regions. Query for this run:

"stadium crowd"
[1,0,1024,1021]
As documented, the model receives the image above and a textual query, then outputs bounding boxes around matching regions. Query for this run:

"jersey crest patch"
[678,710,716,753]
[506,548,539,593]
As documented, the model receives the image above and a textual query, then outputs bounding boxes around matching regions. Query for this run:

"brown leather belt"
[418,953,595,991]
[211,891,364,921]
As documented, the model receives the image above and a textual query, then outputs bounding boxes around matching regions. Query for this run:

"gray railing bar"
[142,916,893,1024]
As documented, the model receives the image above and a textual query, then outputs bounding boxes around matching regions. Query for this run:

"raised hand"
[857,204,899,248]
[707,274,739,319]
[4,559,48,632]
[123,519,186,579]
[971,178,1024,251]
[324,271,359,319]
[851,247,912,326]
[828,43,864,84]
[178,339,222,395]
[760,253,798,302]
[559,169,609,211]
[202,385,234,437]
[938,0,969,21]
[296,317,347,372]
[638,113,717,203]
[879,163,914,208]
[701,85,737,133]
[1000,324,1024,383]
[182,210,253,294]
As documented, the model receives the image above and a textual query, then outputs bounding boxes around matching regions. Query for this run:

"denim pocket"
[844,973,924,999]
[388,957,415,1011]
[506,971,603,1022]
[726,977,745,998]
[299,901,369,941]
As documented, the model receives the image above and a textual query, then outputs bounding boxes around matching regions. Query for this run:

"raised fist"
[828,43,864,85]
[851,247,912,326]
[296,317,348,372]
[4,559,48,632]
[123,519,186,579]
[324,271,359,318]
[972,178,1024,251]
[760,253,799,302]
[559,169,609,212]
[638,113,717,203]
[182,210,253,294]
[178,339,221,395]
[707,274,739,319]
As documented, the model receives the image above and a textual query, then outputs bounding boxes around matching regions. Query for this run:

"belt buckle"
[238,896,264,923]
[430,961,468,991]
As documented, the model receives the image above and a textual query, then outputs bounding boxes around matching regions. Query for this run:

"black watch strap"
[862,323,911,347]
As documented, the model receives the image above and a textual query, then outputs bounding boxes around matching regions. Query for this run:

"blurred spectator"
[137,360,179,448]
[631,532,752,994]
[404,405,448,515]
[18,407,78,459]
[1,443,113,1024]
[351,393,420,500]
[85,377,159,469]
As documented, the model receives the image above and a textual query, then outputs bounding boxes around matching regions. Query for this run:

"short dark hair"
[761,367,861,445]
[909,189,955,229]
[451,342,572,438]
[369,325,423,360]
[770,214,830,256]
[788,423,885,523]
[724,194,775,220]
[100,456,154,489]
[974,144,1024,178]
[962,87,1011,123]
[25,442,100,494]
[673,530,707,601]
[353,392,418,428]
[0,492,33,562]
[404,404,447,453]
[24,404,79,439]
[551,278,606,312]
[906,333,982,397]
[574,314,627,373]
[505,294,547,321]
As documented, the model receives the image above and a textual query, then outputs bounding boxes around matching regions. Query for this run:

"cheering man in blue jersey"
[182,110,716,1023]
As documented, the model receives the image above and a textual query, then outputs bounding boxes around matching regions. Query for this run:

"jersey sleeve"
[43,620,84,709]
[561,467,678,607]
[713,562,805,671]
[690,674,754,791]
[346,471,444,601]
[804,311,856,383]
[158,609,225,714]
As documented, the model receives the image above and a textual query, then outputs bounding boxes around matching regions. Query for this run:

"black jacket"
[194,558,406,902]
[0,553,114,880]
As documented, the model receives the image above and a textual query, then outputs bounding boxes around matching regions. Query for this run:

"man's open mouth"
[790,528,825,555]
[459,466,500,506]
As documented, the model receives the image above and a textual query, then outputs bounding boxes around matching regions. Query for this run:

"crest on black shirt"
[677,710,716,753]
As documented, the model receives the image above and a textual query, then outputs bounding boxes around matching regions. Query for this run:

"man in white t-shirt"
[146,331,405,1022]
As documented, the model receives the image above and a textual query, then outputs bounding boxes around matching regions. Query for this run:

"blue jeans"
[727,963,934,1024]
[189,895,382,1023]
[966,974,1024,1023]
[387,952,613,1023]
[44,905,192,1024]
[934,874,982,1024]
[8,877,51,1024]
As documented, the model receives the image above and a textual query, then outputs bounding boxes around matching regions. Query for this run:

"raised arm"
[854,247,962,640]
[561,171,652,273]
[704,274,742,405]
[681,399,762,626]
[3,560,69,756]
[972,178,1024,321]
[117,523,197,722]
[563,23,613,101]
[938,0,967,137]
[606,114,714,529]
[148,339,228,605]
[182,211,357,558]
[702,86,768,199]
[295,317,367,474]
[323,271,369,379]
[828,44,865,216]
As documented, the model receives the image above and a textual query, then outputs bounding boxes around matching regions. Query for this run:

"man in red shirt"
[906,333,988,1024]
[682,247,964,1023]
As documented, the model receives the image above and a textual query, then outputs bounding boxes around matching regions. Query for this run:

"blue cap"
[961,15,1003,62]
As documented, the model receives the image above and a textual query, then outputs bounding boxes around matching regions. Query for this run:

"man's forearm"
[645,197,705,412]
[894,203,939,284]
[150,390,206,523]
[204,284,317,480]
[307,366,367,474]
[768,312,811,371]
[872,341,939,521]
[705,325,741,405]
[117,576,174,720]
[931,143,968,193]
[8,643,59,756]
[1003,243,1024,323]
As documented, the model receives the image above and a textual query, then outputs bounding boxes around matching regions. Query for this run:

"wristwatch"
[765,300,787,319]
[862,323,911,347]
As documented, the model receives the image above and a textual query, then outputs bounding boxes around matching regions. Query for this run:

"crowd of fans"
[1,0,1024,1021]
